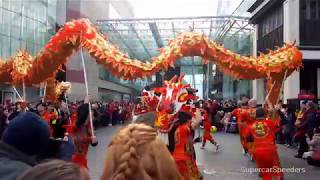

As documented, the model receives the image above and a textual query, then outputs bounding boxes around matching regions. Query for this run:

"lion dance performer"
[232,100,249,154]
[246,107,283,180]
[243,99,258,156]
[201,107,220,151]
[71,103,98,168]
[232,98,257,156]
[173,110,202,180]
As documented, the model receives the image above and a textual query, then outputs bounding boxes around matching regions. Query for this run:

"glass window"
[10,0,22,12]
[22,17,33,42]
[0,0,57,60]
[20,40,27,50]
[37,23,47,45]
[48,0,57,34]
[34,45,42,55]
[0,36,3,57]
[24,2,36,20]
[300,0,320,45]
[0,8,3,32]
[2,9,11,35]
[26,42,35,55]
[2,0,10,10]
[0,35,10,58]
[10,38,20,55]
[11,13,21,39]
[38,4,47,23]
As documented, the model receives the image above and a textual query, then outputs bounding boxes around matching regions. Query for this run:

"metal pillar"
[206,63,210,99]
[191,57,196,89]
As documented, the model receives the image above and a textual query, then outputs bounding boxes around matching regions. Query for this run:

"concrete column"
[283,0,300,45]
[283,0,300,103]
[251,24,261,102]
[252,80,258,100]
[283,71,300,103]
[252,79,265,104]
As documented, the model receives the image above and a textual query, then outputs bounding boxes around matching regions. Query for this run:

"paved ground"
[88,125,320,180]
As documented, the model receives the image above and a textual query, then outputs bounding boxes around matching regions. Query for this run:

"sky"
[122,0,242,18]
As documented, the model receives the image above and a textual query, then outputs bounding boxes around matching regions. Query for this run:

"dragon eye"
[178,93,188,102]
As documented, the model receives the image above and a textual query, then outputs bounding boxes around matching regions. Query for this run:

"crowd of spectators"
[0,99,135,139]
[0,98,136,180]
[202,97,320,167]
[277,100,320,166]
[0,95,319,180]
[90,101,134,127]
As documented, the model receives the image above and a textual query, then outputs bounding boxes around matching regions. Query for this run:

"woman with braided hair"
[101,123,182,180]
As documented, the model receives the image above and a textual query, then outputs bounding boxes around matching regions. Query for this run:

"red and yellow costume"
[202,110,214,142]
[180,104,196,117]
[71,123,93,168]
[70,112,78,126]
[243,108,256,154]
[41,111,57,137]
[232,108,247,150]
[63,112,78,134]
[173,121,200,180]
[232,107,255,153]
[248,118,282,180]
[42,111,54,124]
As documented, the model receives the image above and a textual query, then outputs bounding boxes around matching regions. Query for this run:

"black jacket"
[0,113,7,138]
[0,141,36,180]
[300,110,317,135]
[8,111,20,121]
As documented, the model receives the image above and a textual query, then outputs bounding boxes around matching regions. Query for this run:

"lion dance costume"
[173,113,200,180]
[201,109,219,149]
[247,108,283,180]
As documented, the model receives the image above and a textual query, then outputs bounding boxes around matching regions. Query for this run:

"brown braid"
[101,124,157,180]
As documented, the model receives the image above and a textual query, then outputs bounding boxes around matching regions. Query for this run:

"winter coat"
[283,113,295,136]
[0,141,36,180]
[0,113,7,138]
[300,110,317,136]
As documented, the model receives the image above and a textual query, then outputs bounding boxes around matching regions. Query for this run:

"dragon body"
[0,19,302,103]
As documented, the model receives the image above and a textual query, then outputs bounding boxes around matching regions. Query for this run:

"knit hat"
[2,112,50,156]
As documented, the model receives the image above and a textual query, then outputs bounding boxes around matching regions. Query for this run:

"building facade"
[249,0,320,104]
[0,0,57,103]
[56,0,137,102]
[0,0,137,103]
[211,0,253,100]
